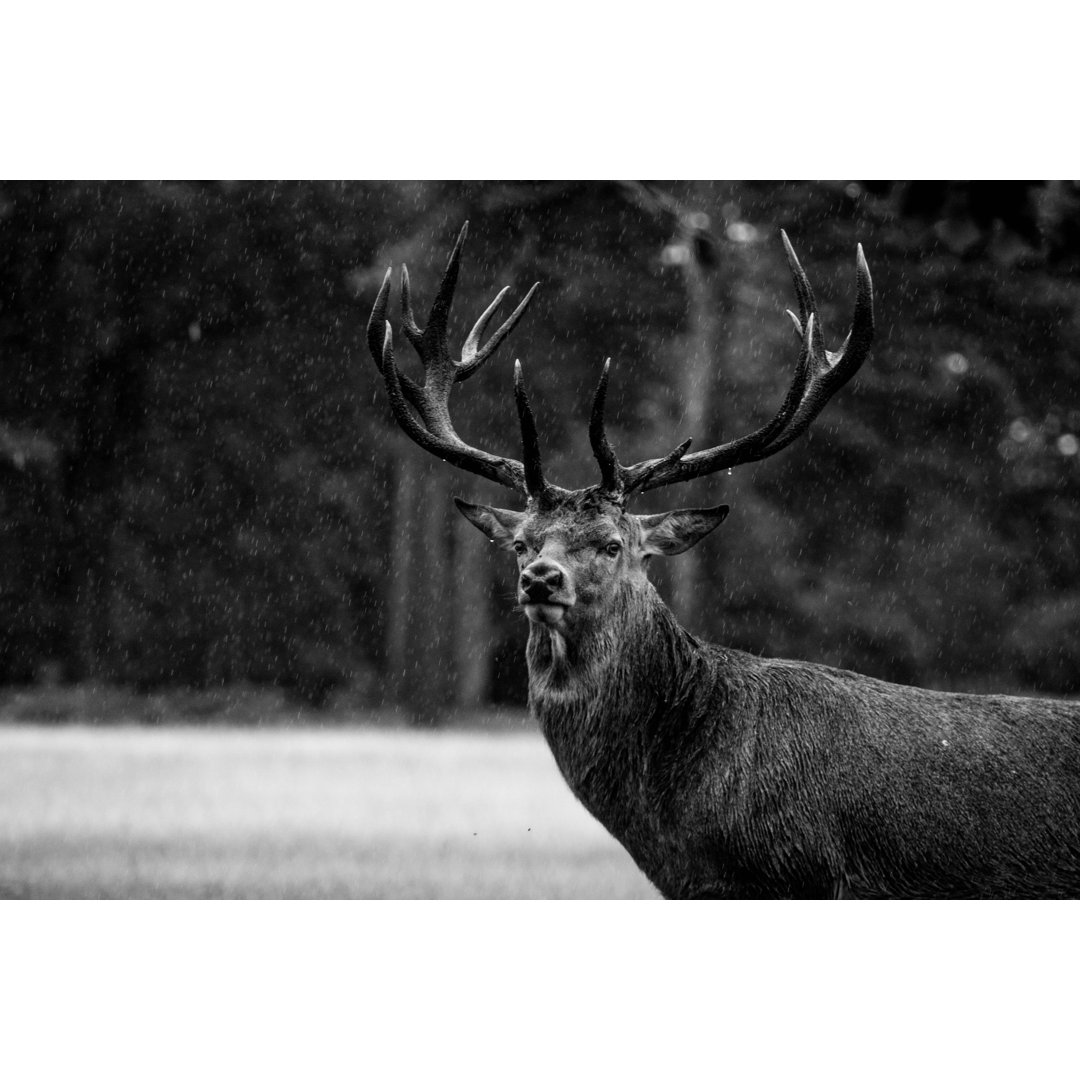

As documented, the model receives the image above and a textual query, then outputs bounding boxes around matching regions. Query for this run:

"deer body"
[527,583,1080,899]
[462,491,1080,900]
[368,223,1080,899]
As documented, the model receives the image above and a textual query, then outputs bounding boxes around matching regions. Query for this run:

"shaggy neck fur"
[526,577,729,891]
[523,543,1080,899]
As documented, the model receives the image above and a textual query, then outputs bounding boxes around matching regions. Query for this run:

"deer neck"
[525,579,710,866]
[526,579,701,729]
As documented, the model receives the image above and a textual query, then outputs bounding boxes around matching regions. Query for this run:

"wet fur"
[461,492,1080,900]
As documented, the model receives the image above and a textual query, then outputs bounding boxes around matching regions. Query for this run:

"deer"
[366,223,1080,899]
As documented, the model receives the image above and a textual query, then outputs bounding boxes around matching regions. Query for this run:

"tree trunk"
[385,452,456,725]
[411,461,452,726]
[452,484,493,710]
[669,213,731,633]
[385,451,419,708]
[59,345,147,683]
[63,483,121,685]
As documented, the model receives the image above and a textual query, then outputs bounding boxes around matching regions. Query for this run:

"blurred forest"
[3,180,1080,722]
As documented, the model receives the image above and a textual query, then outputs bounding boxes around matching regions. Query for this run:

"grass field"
[0,724,658,899]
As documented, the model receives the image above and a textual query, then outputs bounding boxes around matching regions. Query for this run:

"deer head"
[367,223,873,643]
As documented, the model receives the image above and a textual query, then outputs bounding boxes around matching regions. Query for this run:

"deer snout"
[520,560,564,603]
[519,559,572,626]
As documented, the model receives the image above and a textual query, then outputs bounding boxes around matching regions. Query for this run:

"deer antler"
[590,230,874,497]
[366,223,549,499]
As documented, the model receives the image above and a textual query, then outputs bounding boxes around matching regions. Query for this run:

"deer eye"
[513,541,528,556]
[604,541,622,558]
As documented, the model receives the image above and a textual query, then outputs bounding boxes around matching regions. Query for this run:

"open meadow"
[0,721,657,899]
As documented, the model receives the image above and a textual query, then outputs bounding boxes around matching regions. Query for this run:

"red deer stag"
[368,223,1080,899]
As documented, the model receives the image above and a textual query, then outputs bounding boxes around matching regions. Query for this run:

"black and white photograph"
[5,180,1080,903]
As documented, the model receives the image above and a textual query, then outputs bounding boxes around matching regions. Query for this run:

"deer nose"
[520,560,564,602]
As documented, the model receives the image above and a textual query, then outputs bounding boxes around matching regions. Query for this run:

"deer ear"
[636,505,730,557]
[453,498,526,551]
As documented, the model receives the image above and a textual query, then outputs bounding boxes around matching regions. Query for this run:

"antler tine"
[399,264,423,345]
[589,359,620,492]
[780,229,817,332]
[367,267,424,411]
[427,221,468,346]
[845,244,875,371]
[367,266,393,371]
[623,437,693,494]
[514,361,550,500]
[397,221,467,371]
[618,233,874,494]
[365,224,541,497]
[459,281,541,381]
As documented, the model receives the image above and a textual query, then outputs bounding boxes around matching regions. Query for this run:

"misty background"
[3,180,1080,725]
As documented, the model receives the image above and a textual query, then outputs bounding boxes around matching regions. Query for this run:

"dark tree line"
[2,181,1080,719]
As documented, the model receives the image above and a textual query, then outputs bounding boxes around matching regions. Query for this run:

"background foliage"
[2,180,1080,719]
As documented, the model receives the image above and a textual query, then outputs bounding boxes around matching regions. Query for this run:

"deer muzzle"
[519,559,573,625]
